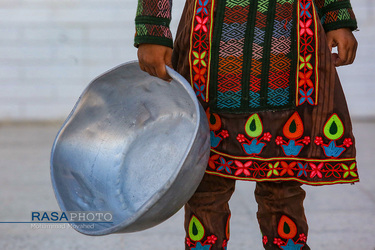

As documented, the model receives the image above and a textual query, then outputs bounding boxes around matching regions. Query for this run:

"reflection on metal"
[50,62,210,235]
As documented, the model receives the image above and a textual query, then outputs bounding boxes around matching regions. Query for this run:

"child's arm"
[314,0,358,66]
[326,28,357,66]
[134,0,173,80]
[137,44,173,81]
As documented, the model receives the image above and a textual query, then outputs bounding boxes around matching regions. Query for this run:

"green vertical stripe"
[290,0,297,107]
[208,0,227,109]
[240,0,258,110]
[259,0,276,107]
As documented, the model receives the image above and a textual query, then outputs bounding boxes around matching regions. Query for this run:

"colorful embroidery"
[263,235,268,245]
[323,113,344,140]
[190,0,216,102]
[225,215,230,240]
[207,150,358,184]
[279,239,304,249]
[136,0,172,18]
[277,216,297,239]
[273,234,307,249]
[206,109,229,148]
[248,0,269,108]
[315,113,352,158]
[296,0,319,107]
[315,0,357,31]
[276,112,310,156]
[135,23,172,39]
[215,1,250,109]
[267,216,307,249]
[341,162,358,178]
[135,0,358,114]
[210,0,296,112]
[237,114,271,155]
[134,0,173,47]
[266,0,294,108]
[186,215,221,249]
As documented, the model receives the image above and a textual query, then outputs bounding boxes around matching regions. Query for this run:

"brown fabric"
[184,174,234,249]
[173,2,358,184]
[184,174,310,249]
[255,181,310,249]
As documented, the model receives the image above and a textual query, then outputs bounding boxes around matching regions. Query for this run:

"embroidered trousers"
[184,174,310,249]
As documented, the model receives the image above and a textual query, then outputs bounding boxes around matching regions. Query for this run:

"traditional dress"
[135,0,359,249]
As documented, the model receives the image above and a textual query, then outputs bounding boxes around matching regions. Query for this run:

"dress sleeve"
[314,0,358,32]
[134,0,173,48]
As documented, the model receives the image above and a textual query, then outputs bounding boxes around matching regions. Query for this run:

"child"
[135,0,359,249]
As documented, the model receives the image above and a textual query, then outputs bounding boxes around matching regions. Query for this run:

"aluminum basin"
[50,62,210,235]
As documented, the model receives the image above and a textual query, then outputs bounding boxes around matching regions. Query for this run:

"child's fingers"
[336,42,349,66]
[155,63,171,81]
[348,41,358,65]
[326,28,357,67]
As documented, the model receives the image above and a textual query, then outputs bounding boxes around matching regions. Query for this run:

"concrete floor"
[0,121,374,250]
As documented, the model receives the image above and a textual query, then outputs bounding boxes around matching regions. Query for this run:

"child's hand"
[137,44,173,81]
[326,28,358,67]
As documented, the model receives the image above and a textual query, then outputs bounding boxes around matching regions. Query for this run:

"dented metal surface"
[50,62,210,235]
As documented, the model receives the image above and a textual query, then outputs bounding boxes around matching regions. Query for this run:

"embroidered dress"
[135,0,358,186]
[135,0,358,249]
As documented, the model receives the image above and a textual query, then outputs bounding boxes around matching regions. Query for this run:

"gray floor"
[0,121,374,250]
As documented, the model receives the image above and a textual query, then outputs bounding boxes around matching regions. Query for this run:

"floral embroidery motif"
[263,235,268,245]
[309,162,323,178]
[315,113,352,158]
[316,0,357,32]
[297,0,318,106]
[217,157,233,174]
[186,215,226,250]
[237,114,271,155]
[190,0,215,102]
[207,112,357,183]
[267,216,306,249]
[297,163,308,177]
[280,239,304,249]
[234,160,252,176]
[207,150,358,184]
[206,109,228,148]
[276,112,310,156]
[341,162,358,178]
[267,162,280,177]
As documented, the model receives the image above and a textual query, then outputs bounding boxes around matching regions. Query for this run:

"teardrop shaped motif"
[283,112,304,139]
[277,215,297,239]
[324,114,344,140]
[206,108,222,131]
[245,114,263,138]
[188,215,205,242]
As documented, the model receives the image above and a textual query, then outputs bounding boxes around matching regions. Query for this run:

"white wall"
[337,0,375,118]
[0,0,373,121]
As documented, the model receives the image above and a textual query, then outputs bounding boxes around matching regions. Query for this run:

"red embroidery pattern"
[276,112,311,157]
[207,152,358,185]
[236,114,271,157]
[207,108,229,148]
[296,0,319,106]
[190,0,216,102]
[270,216,307,248]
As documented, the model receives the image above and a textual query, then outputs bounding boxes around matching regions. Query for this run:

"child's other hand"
[326,28,358,67]
[137,44,173,81]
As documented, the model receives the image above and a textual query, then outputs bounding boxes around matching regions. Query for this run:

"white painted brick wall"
[0,0,373,121]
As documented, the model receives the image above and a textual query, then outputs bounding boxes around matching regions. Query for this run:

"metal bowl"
[50,61,210,235]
